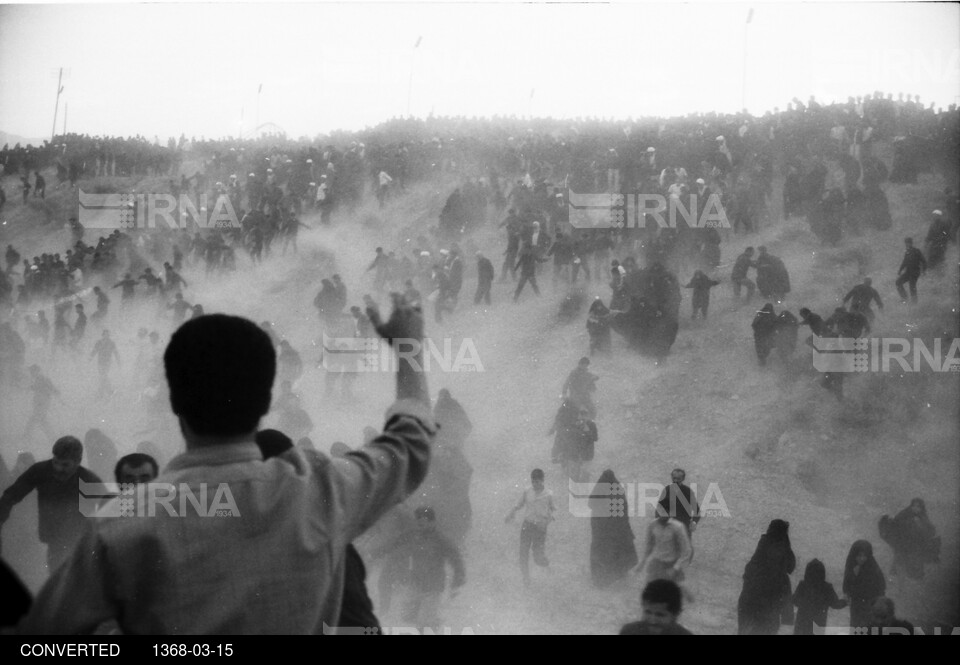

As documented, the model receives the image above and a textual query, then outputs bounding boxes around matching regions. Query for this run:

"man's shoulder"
[78,467,103,484]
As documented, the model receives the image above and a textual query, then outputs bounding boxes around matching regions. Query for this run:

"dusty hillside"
[0,162,957,634]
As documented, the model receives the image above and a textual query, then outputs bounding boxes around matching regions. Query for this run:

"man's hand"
[366,293,423,347]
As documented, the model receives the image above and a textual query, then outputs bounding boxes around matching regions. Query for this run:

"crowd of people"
[0,88,956,635]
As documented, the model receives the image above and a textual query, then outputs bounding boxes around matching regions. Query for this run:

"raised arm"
[324,294,433,544]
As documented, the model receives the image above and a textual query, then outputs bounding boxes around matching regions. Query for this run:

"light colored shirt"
[17,399,434,635]
[644,518,692,567]
[521,488,555,528]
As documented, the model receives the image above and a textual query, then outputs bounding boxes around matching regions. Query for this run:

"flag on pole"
[746,8,754,23]
[414,36,422,48]
[258,83,263,94]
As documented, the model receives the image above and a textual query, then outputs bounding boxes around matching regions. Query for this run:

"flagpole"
[51,67,64,142]
[256,84,262,137]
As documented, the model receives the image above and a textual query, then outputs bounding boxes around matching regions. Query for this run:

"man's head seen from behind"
[164,315,276,442]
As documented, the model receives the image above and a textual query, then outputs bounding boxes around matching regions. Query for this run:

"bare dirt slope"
[1,166,957,634]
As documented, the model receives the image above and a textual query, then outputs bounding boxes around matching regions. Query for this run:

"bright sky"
[0,1,958,141]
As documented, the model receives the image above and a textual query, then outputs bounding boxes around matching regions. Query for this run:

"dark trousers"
[692,296,710,319]
[514,273,540,301]
[501,251,518,281]
[519,521,548,583]
[895,273,918,302]
[474,280,492,305]
[733,277,755,301]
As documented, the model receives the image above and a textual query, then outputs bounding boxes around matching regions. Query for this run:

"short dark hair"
[641,579,682,615]
[114,453,159,482]
[164,315,276,437]
[531,468,544,481]
[255,429,293,460]
[52,436,83,462]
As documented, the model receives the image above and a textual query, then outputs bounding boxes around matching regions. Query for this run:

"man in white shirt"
[505,468,556,586]
[635,506,692,585]
[377,170,393,209]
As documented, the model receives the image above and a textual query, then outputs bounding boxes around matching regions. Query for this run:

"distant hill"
[0,130,46,148]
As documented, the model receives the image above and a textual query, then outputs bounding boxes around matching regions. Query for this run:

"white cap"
[696,178,705,185]
[646,147,656,152]
[932,209,943,216]
[716,135,725,141]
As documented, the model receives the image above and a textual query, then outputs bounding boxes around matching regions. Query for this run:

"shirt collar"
[165,440,262,472]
